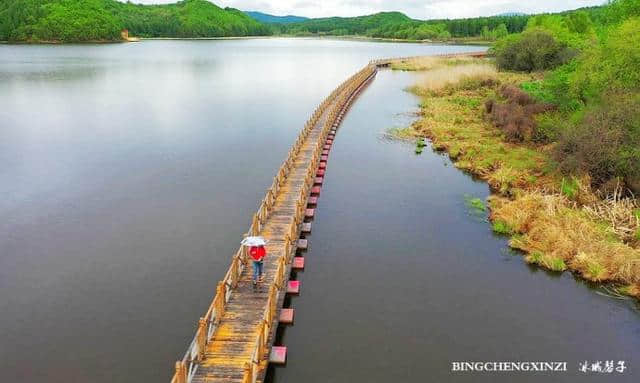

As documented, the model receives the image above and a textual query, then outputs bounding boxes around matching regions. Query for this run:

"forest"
[275,11,530,40]
[0,0,271,42]
[1,1,609,43]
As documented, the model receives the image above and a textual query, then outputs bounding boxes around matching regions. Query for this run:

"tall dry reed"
[414,63,497,93]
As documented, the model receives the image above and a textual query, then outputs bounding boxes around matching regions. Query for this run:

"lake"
[0,39,637,383]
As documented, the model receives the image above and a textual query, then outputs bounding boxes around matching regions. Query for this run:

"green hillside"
[276,11,530,40]
[0,1,608,43]
[0,0,271,42]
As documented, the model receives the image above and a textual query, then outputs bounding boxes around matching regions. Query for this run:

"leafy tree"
[495,23,509,38]
[569,17,640,103]
[494,29,572,71]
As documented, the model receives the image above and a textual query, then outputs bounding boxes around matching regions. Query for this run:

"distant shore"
[1,35,492,46]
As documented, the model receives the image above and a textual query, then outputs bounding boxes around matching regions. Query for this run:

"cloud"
[123,0,606,19]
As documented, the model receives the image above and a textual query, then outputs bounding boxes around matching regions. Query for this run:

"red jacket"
[249,246,266,262]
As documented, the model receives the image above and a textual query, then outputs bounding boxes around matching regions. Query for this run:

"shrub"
[569,17,640,104]
[501,85,534,105]
[494,29,575,72]
[486,85,555,142]
[554,93,640,191]
[534,111,567,142]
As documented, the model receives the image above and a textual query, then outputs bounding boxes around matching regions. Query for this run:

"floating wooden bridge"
[170,52,486,383]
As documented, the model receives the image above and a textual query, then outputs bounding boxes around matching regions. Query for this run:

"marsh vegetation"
[390,0,640,298]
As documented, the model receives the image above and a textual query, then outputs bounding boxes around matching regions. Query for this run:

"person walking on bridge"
[241,236,268,286]
[249,244,267,285]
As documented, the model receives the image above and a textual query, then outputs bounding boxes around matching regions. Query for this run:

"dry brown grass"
[398,57,640,298]
[409,69,555,196]
[390,56,444,71]
[583,185,640,244]
[412,63,497,94]
[490,192,640,295]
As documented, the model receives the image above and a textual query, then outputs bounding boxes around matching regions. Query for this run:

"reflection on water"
[4,39,636,383]
[267,70,640,383]
[0,39,485,383]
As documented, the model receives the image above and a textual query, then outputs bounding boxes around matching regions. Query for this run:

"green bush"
[494,29,575,72]
[606,0,640,24]
[534,111,568,142]
[569,17,640,103]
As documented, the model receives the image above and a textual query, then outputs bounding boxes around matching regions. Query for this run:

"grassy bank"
[392,56,640,298]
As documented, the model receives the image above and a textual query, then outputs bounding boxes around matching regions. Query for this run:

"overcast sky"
[123,1,607,19]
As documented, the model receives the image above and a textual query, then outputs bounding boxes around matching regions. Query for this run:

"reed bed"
[490,192,640,289]
[390,56,443,71]
[397,57,640,297]
[411,63,497,95]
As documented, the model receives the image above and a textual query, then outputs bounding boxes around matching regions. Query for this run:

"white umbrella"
[241,236,268,247]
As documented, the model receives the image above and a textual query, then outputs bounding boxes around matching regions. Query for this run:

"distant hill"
[0,0,272,42]
[279,11,414,35]
[0,1,605,43]
[277,11,529,40]
[245,11,308,24]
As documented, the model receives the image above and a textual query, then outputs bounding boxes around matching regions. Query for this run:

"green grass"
[528,251,544,264]
[492,219,514,235]
[450,96,482,108]
[412,88,554,195]
[520,80,553,103]
[548,257,567,272]
[526,251,567,272]
[587,260,605,280]
[634,209,640,220]
[618,285,634,295]
[464,195,487,213]
[415,147,423,155]
[560,177,579,200]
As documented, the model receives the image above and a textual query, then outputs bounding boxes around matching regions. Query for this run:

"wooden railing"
[240,64,378,383]
[170,63,377,383]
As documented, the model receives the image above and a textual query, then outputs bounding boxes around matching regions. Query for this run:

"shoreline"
[386,56,640,300]
[1,35,492,46]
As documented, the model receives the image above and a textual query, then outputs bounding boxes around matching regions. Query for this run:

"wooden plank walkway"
[169,52,487,383]
[194,97,329,383]
[170,63,378,383]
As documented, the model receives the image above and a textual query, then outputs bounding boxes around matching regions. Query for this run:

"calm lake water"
[0,39,637,383]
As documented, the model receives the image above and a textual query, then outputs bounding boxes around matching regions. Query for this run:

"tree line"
[1,1,601,43]
[274,12,529,40]
[0,0,271,42]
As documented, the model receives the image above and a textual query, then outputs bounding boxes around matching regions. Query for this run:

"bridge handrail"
[170,63,378,383]
[240,64,377,383]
